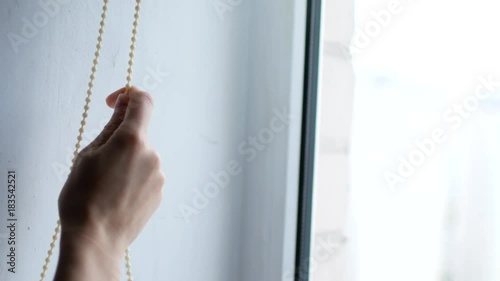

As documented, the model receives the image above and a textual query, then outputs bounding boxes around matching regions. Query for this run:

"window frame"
[294,0,323,280]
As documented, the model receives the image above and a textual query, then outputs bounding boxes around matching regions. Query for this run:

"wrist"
[60,222,127,259]
[54,227,126,281]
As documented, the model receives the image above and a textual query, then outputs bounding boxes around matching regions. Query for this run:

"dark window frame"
[294,0,322,280]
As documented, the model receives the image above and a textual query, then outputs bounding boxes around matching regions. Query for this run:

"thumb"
[90,93,130,148]
[119,87,154,137]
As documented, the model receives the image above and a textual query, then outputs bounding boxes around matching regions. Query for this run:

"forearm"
[54,231,123,281]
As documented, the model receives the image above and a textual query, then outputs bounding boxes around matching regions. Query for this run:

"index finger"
[119,86,154,136]
[106,87,127,108]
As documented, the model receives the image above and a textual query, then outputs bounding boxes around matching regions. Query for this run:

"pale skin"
[54,87,165,281]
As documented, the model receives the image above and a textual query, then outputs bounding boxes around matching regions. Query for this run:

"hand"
[57,87,164,266]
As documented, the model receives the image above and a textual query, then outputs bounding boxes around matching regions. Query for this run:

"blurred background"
[311,0,500,280]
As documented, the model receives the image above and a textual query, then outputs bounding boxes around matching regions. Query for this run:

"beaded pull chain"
[125,0,142,94]
[39,0,143,280]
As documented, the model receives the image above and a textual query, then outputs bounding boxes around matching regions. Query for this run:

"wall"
[240,0,306,280]
[0,0,305,280]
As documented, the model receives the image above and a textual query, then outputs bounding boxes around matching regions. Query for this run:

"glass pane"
[311,0,500,280]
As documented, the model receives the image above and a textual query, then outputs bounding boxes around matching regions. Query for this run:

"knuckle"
[78,146,92,156]
[75,151,95,165]
[131,87,154,107]
[159,171,166,186]
[149,151,162,169]
[115,130,145,149]
[75,144,95,158]
[104,121,120,133]
[139,91,154,107]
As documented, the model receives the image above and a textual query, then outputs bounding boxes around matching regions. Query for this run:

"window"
[306,0,500,280]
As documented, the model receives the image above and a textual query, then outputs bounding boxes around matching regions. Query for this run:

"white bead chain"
[39,0,109,280]
[39,221,60,281]
[123,2,143,279]
[39,0,143,280]
[125,0,142,95]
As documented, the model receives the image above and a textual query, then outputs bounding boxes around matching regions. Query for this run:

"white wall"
[240,0,306,280]
[0,0,306,280]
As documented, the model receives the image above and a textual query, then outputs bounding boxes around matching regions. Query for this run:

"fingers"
[119,86,154,137]
[106,87,127,108]
[90,93,130,148]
